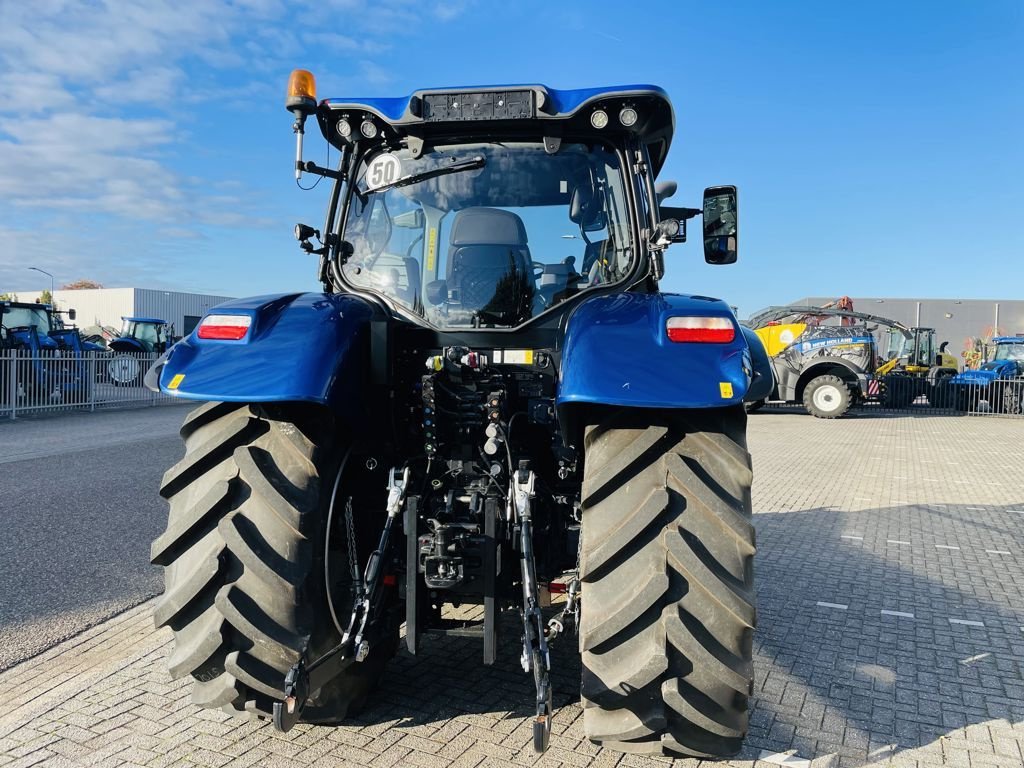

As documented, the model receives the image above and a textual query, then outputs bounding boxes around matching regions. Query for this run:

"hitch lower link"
[272,466,409,733]
[514,462,580,754]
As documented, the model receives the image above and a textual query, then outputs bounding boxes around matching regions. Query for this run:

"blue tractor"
[948,335,1024,414]
[0,301,94,402]
[107,316,171,385]
[148,73,772,758]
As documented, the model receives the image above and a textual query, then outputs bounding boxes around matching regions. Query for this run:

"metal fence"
[868,373,1024,417]
[756,372,1024,419]
[1,350,175,419]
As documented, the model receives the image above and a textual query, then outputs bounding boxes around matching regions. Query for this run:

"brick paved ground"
[1,412,1023,767]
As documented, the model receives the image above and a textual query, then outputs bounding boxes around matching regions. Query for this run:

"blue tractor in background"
[107,316,171,385]
[148,73,772,759]
[0,300,94,402]
[949,335,1024,414]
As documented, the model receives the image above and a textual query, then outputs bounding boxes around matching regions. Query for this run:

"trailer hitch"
[273,466,409,733]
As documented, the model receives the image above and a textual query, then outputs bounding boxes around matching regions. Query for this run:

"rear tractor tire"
[151,401,399,721]
[579,407,756,758]
[802,374,852,418]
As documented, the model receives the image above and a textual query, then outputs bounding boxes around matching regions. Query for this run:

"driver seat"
[447,208,532,319]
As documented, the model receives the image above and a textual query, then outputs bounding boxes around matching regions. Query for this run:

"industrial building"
[7,288,235,337]
[790,297,1024,362]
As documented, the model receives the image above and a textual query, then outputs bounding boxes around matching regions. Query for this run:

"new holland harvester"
[147,71,773,758]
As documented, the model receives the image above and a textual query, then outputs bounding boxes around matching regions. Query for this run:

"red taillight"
[197,314,251,340]
[666,316,736,343]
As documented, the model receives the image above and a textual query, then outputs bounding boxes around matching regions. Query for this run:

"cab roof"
[122,316,167,325]
[318,83,674,174]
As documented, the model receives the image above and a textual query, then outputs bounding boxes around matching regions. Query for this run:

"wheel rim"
[108,355,139,384]
[812,384,842,412]
[1004,387,1023,414]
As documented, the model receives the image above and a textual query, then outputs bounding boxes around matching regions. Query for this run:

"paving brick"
[3,415,1024,767]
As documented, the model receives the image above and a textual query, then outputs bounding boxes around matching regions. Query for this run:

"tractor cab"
[109,317,171,354]
[0,302,60,353]
[287,76,737,334]
[882,326,955,372]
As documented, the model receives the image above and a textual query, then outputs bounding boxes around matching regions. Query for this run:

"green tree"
[61,280,103,290]
[39,289,54,305]
[0,292,14,301]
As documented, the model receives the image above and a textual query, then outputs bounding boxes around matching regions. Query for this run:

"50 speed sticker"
[366,154,402,189]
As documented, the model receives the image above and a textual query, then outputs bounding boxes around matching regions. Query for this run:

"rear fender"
[557,293,756,410]
[109,338,146,353]
[158,292,375,419]
[741,326,774,402]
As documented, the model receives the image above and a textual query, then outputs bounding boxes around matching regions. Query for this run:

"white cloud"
[0,0,472,290]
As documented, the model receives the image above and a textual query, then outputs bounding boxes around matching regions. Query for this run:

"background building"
[7,288,235,337]
[789,297,1024,362]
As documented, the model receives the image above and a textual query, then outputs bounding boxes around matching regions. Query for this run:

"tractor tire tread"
[580,408,754,759]
[153,402,320,718]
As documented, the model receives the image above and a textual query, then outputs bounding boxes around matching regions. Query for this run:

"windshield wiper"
[360,156,486,199]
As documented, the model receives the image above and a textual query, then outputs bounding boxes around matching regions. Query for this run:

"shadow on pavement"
[339,502,1024,766]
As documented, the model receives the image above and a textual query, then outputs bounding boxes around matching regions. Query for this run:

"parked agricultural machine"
[108,316,171,385]
[0,300,94,402]
[748,305,958,417]
[949,335,1024,414]
[146,74,773,758]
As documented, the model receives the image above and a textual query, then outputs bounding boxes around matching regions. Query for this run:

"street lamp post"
[27,267,54,302]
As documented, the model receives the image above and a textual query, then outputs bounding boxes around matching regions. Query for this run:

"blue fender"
[558,293,756,409]
[109,337,146,353]
[158,292,375,414]
[742,326,775,402]
[951,362,1013,388]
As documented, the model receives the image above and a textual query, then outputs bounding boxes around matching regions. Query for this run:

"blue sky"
[1,0,1021,317]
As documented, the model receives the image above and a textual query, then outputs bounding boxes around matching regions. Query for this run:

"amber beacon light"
[286,69,317,113]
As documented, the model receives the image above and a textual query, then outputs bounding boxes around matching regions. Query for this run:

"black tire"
[954,387,973,413]
[1000,383,1024,415]
[151,401,398,720]
[881,376,914,410]
[929,380,954,409]
[802,374,852,418]
[579,407,755,758]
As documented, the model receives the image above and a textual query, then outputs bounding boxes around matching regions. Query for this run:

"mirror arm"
[659,205,702,222]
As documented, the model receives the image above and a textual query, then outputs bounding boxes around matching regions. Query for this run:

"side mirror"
[703,185,738,264]
[654,180,677,204]
[425,280,447,305]
[68,309,76,321]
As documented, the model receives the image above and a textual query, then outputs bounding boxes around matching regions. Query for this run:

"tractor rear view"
[148,74,772,758]
[108,317,171,385]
